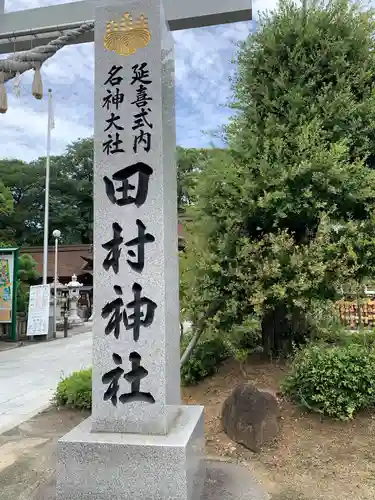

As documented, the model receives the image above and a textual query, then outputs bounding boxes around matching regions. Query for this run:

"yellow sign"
[104,12,151,56]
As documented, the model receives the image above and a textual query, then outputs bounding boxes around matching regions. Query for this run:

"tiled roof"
[20,244,92,279]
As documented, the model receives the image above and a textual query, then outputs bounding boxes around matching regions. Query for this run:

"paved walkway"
[0,332,92,435]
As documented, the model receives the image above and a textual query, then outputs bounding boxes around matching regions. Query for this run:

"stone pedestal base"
[56,321,66,331]
[67,316,83,327]
[56,405,205,500]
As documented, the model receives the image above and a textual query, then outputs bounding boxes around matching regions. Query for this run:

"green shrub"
[54,368,92,410]
[314,327,375,347]
[345,329,375,347]
[181,336,228,386]
[282,343,375,420]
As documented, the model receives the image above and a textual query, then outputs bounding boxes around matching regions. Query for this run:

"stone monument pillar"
[56,1,204,498]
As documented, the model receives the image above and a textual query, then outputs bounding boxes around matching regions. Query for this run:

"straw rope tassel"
[0,22,94,85]
[32,62,43,100]
[0,22,93,112]
[0,72,8,114]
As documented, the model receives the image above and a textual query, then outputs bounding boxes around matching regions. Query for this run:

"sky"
[1,0,280,161]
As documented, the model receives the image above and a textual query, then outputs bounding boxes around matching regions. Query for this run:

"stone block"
[222,383,280,453]
[56,405,205,500]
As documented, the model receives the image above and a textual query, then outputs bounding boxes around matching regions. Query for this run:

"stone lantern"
[67,274,83,326]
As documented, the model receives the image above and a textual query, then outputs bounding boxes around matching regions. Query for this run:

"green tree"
[0,139,93,246]
[181,0,375,356]
[177,147,227,214]
[177,147,203,213]
[17,254,40,313]
[50,137,93,244]
[0,180,12,217]
[0,159,43,244]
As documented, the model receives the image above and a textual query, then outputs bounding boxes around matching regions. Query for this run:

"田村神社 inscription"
[99,54,157,409]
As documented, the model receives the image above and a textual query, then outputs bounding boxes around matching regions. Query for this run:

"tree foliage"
[282,342,375,420]
[17,254,40,313]
[181,0,375,356]
[0,138,95,245]
[0,180,13,217]
[51,137,94,244]
[176,147,224,214]
[0,159,39,243]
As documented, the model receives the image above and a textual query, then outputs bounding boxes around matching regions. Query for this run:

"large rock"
[222,383,280,453]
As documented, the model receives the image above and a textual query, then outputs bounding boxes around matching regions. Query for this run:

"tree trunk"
[180,299,223,367]
[261,302,307,357]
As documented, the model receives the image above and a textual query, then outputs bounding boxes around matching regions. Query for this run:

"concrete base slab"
[35,460,269,500]
[67,318,84,327]
[56,405,205,500]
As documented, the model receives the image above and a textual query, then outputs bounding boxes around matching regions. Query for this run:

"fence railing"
[0,313,28,341]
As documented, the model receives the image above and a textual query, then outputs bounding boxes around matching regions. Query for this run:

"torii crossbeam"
[0,0,252,55]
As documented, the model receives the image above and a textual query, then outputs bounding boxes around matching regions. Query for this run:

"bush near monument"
[282,343,375,420]
[45,348,375,500]
[54,326,375,422]
[55,368,92,411]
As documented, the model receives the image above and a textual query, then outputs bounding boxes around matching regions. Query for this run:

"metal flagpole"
[42,88,54,284]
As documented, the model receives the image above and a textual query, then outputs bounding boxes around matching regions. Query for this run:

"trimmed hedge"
[282,343,375,420]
